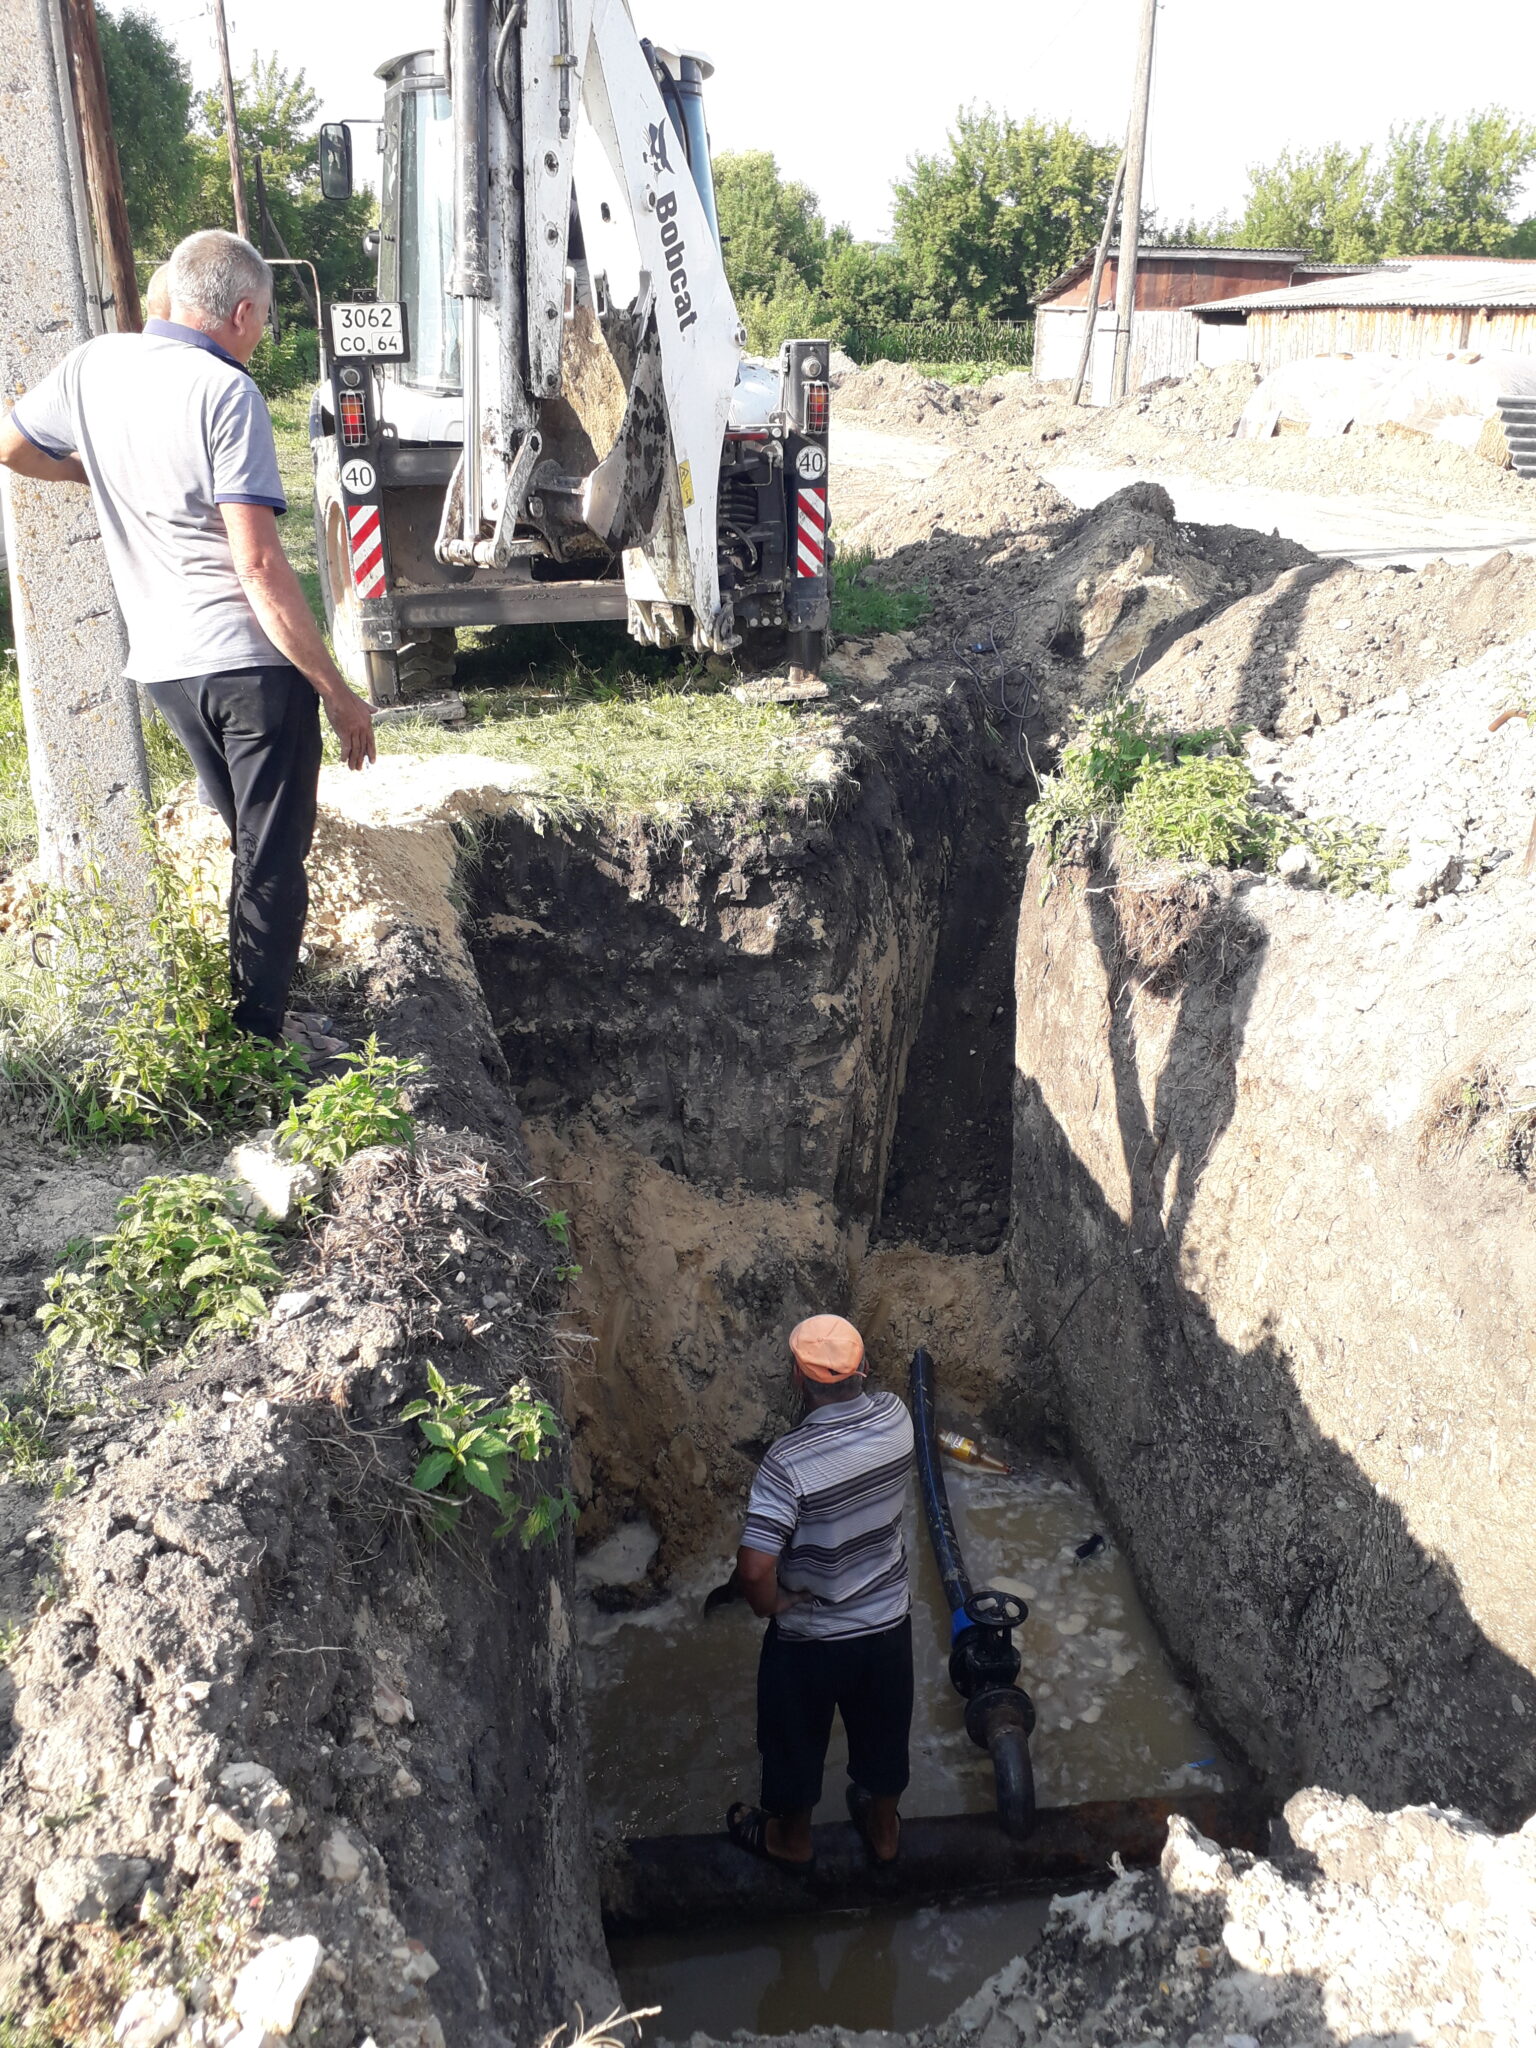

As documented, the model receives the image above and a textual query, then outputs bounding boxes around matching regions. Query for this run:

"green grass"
[269,392,323,622]
[1033,696,1400,895]
[831,546,931,639]
[907,361,1023,385]
[369,687,836,821]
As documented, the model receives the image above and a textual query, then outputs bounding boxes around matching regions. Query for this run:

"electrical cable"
[950,621,1040,781]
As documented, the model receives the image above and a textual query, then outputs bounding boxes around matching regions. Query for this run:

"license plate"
[328,301,408,359]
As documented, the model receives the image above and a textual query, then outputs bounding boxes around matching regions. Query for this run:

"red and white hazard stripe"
[348,503,386,599]
[795,485,827,579]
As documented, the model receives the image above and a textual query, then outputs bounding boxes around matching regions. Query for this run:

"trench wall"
[461,692,1036,1556]
[1010,847,1536,1824]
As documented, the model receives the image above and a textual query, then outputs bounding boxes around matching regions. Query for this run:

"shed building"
[1189,259,1536,372]
[1033,247,1354,398]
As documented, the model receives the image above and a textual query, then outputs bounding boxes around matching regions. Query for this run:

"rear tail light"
[338,391,368,446]
[804,382,829,435]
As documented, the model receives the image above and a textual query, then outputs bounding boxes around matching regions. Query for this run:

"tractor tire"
[395,628,458,695]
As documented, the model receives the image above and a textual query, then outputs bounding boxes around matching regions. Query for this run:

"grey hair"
[166,230,272,324]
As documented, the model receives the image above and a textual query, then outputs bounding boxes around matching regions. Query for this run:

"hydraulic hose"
[910,1346,1037,1840]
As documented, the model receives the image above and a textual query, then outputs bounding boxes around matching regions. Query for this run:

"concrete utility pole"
[1071,152,1126,407]
[211,0,252,242]
[59,0,142,332]
[0,0,150,895]
[1111,0,1159,403]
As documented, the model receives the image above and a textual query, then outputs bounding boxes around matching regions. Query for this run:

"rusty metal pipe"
[600,1792,1269,1936]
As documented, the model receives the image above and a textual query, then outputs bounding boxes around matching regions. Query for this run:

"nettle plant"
[275,1037,422,1168]
[402,1362,576,1546]
[40,1174,282,1372]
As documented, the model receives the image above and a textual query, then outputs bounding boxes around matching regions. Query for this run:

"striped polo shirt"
[741,1390,915,1641]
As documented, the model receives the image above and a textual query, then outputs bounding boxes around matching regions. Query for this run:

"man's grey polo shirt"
[10,319,288,684]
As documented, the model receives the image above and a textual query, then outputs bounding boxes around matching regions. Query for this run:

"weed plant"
[40,1174,282,1372]
[831,546,931,639]
[1033,697,1399,895]
[0,1358,74,1481]
[1,846,309,1139]
[276,1036,422,1168]
[403,1360,576,1545]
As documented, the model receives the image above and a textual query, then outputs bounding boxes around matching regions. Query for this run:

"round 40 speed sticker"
[340,459,376,495]
[795,444,827,481]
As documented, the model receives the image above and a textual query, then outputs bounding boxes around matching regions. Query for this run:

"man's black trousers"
[757,1614,914,1814]
[147,665,322,1041]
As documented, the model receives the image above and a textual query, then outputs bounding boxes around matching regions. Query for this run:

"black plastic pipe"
[911,1346,1036,1839]
[911,1344,973,1616]
[602,1792,1271,1935]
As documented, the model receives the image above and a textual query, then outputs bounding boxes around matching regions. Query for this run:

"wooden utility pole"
[211,0,251,241]
[58,0,141,330]
[1071,152,1126,407]
[1110,0,1158,402]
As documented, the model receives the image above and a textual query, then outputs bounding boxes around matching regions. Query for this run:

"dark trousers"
[147,665,322,1040]
[757,1615,914,1814]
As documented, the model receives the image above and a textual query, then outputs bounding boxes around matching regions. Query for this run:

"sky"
[139,0,1536,239]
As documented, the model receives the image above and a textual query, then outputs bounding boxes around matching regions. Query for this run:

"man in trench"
[726,1315,916,1866]
[0,229,376,1043]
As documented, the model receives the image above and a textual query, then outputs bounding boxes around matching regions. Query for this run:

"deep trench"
[447,697,1244,2039]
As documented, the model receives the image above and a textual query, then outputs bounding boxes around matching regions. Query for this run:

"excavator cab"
[312,8,829,705]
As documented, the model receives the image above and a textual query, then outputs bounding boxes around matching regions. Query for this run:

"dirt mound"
[948,1795,1536,2048]
[1262,629,1536,888]
[1136,359,1260,438]
[835,360,979,431]
[848,464,1311,731]
[1139,548,1536,737]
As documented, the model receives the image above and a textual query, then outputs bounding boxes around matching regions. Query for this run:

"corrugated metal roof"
[1037,245,1311,302]
[1194,259,1536,315]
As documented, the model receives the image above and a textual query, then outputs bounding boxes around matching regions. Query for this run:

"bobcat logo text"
[654,187,697,333]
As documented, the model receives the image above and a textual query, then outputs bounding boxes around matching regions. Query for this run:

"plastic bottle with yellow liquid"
[937,1429,1013,1476]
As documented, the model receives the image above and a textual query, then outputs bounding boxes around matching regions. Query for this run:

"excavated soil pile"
[839,357,1536,514]
[1137,548,1536,737]
[841,469,1311,734]
[0,1132,609,2048]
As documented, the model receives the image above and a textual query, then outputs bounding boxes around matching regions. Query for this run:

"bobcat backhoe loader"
[310,0,831,704]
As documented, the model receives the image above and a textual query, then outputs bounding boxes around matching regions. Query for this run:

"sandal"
[847,1783,900,1866]
[725,1802,814,1869]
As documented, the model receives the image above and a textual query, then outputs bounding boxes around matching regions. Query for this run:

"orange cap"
[789,1314,866,1383]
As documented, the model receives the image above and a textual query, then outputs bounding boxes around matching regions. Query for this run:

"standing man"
[726,1314,916,1867]
[0,229,375,1042]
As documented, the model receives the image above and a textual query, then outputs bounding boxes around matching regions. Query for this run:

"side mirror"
[318,123,353,202]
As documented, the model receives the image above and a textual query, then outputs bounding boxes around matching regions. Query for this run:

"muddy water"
[581,1451,1231,2037]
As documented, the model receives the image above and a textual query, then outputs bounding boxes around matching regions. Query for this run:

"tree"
[891,108,1119,320]
[97,4,196,258]
[188,55,375,309]
[820,231,913,330]
[712,149,828,303]
[1236,142,1380,262]
[1233,111,1536,262]
[1375,111,1536,255]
